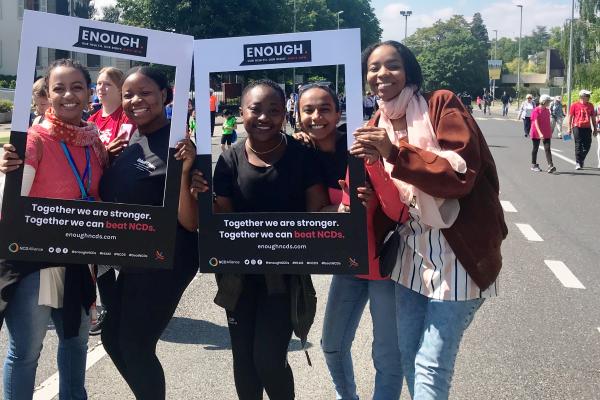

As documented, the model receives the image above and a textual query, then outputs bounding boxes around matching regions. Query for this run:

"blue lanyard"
[60,142,94,201]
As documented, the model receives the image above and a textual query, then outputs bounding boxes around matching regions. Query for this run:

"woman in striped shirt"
[350,41,507,400]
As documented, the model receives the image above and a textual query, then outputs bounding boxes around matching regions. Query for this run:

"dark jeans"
[573,127,592,166]
[101,266,195,400]
[532,138,553,166]
[210,111,216,136]
[502,103,509,116]
[227,276,294,400]
[523,117,531,136]
[287,112,296,130]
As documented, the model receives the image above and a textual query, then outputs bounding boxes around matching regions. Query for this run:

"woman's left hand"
[175,139,196,173]
[357,184,375,208]
[353,126,395,159]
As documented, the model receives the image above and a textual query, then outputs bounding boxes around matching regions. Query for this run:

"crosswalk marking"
[515,223,543,241]
[500,200,517,213]
[544,260,585,289]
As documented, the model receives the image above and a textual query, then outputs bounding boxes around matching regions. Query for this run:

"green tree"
[100,5,121,23]
[405,15,489,94]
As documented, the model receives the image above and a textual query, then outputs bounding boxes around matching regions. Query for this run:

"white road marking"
[551,150,576,166]
[553,148,562,152]
[544,260,585,289]
[33,341,106,400]
[597,327,600,335]
[500,200,517,213]
[515,223,544,241]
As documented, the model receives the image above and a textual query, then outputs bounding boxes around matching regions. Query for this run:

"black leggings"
[532,138,553,165]
[227,276,294,400]
[523,117,531,136]
[101,266,195,400]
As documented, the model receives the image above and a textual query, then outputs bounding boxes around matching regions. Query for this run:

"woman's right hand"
[0,144,23,174]
[106,138,128,158]
[292,131,315,148]
[190,170,209,200]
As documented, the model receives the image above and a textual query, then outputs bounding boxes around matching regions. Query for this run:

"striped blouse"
[391,212,499,301]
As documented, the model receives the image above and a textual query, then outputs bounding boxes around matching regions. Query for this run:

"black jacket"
[0,260,95,338]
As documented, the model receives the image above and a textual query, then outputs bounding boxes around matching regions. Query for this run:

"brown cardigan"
[372,90,508,290]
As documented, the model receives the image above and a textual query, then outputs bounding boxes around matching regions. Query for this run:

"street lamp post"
[292,0,297,89]
[516,4,523,107]
[566,0,575,115]
[336,11,344,95]
[492,29,498,100]
[400,10,412,40]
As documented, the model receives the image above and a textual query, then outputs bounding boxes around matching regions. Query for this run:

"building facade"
[0,0,130,81]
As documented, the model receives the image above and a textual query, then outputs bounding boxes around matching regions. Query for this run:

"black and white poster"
[0,11,193,269]
[194,29,368,274]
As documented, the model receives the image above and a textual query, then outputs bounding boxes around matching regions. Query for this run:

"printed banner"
[194,29,368,274]
[488,59,502,80]
[0,11,193,269]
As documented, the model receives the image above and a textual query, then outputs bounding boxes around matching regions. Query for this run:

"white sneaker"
[575,163,582,170]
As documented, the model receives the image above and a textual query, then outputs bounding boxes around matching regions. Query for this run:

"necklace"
[246,133,286,155]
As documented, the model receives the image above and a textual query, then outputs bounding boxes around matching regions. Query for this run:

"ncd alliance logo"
[74,26,148,57]
[241,40,311,66]
[8,243,19,253]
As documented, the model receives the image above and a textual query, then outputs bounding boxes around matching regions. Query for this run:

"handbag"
[562,132,572,141]
[378,225,401,278]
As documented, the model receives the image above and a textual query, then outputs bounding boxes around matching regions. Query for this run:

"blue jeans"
[321,275,402,400]
[3,271,90,400]
[395,283,484,400]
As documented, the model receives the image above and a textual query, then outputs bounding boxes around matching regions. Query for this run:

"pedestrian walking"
[517,94,535,137]
[363,91,375,119]
[210,88,218,137]
[286,93,296,131]
[351,40,507,400]
[596,102,600,168]
[0,58,106,400]
[550,96,565,139]
[483,91,492,115]
[500,91,511,116]
[529,95,555,173]
[476,95,482,110]
[192,79,329,400]
[568,89,597,170]
[220,108,236,152]
[293,83,405,400]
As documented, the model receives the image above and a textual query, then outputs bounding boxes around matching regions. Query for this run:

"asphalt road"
[1,110,599,399]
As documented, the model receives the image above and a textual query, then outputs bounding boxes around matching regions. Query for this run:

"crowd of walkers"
[0,40,511,400]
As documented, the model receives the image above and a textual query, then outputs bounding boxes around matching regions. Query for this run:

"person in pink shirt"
[530,94,555,173]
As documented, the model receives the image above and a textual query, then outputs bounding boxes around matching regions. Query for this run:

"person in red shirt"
[88,67,136,158]
[568,89,597,169]
[209,89,217,137]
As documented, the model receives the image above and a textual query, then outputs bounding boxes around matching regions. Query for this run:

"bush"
[9,80,16,89]
[0,99,13,113]
[0,80,7,89]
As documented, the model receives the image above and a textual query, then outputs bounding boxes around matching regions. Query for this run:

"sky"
[373,0,573,40]
[93,0,573,40]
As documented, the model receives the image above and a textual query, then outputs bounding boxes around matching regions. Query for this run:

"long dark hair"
[361,41,423,90]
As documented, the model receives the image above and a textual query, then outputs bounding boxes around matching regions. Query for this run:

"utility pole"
[493,29,498,100]
[400,11,412,40]
[292,0,297,90]
[516,5,523,107]
[566,0,575,115]
[336,11,344,95]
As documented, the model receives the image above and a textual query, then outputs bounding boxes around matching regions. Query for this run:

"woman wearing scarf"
[350,41,507,400]
[1,59,106,400]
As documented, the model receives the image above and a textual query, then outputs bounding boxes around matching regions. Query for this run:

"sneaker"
[547,165,556,173]
[89,310,106,336]
[531,164,542,172]
[558,134,562,139]
[575,163,582,170]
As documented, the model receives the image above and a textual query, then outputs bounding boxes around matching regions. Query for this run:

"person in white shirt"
[517,94,535,137]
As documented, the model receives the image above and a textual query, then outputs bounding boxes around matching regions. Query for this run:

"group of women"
[0,39,506,400]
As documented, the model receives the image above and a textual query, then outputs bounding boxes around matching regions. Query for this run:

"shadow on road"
[161,317,313,352]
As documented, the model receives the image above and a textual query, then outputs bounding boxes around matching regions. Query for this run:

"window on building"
[87,54,101,68]
[25,0,40,10]
[54,49,70,60]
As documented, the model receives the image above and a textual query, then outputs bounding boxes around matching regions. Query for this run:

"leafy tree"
[405,16,489,95]
[100,5,121,23]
